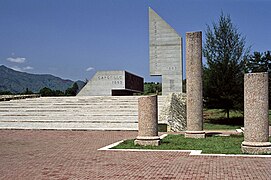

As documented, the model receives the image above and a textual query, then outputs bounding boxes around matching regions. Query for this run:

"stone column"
[242,72,271,154]
[135,95,160,146]
[185,31,205,138]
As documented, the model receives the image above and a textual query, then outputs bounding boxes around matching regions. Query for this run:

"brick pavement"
[0,130,270,180]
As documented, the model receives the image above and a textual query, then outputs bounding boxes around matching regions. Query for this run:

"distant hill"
[0,65,85,93]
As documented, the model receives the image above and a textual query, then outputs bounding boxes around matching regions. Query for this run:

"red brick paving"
[0,130,270,180]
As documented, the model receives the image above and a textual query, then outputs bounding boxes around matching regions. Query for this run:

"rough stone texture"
[77,71,143,96]
[1,130,271,179]
[149,8,183,95]
[242,72,271,154]
[185,31,205,138]
[159,93,187,132]
[135,95,160,146]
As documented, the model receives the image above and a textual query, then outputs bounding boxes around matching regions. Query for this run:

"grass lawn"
[113,134,271,155]
[203,109,244,130]
[203,109,271,130]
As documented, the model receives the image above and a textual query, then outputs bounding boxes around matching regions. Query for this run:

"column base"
[134,136,160,146]
[185,131,205,138]
[241,141,271,154]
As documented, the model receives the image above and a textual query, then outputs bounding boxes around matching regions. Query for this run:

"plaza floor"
[0,130,270,180]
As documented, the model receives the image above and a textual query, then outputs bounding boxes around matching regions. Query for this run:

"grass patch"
[203,109,271,130]
[203,109,244,130]
[113,135,271,154]
[204,123,241,130]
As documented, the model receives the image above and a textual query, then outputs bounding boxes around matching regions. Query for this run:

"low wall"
[0,94,41,101]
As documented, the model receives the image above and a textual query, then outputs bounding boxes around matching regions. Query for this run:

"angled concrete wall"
[149,7,183,95]
[77,71,143,96]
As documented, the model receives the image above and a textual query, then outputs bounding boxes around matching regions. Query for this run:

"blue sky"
[0,0,270,82]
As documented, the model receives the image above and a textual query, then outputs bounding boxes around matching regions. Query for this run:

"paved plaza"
[0,130,270,180]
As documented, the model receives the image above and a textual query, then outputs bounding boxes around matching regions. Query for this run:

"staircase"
[0,96,166,131]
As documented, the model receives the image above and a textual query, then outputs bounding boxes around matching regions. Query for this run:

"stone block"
[134,139,160,146]
[185,131,205,138]
[77,71,143,96]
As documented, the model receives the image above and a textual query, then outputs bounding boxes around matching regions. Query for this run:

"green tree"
[65,82,79,96]
[245,51,271,73]
[143,82,162,95]
[39,87,55,96]
[22,88,33,95]
[55,90,65,96]
[203,13,249,118]
[0,91,13,95]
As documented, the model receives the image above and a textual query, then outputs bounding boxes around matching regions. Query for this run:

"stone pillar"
[185,31,205,138]
[135,95,160,146]
[242,72,271,154]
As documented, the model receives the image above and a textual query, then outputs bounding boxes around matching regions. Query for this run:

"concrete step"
[0,96,167,131]
[0,115,138,121]
[0,121,138,130]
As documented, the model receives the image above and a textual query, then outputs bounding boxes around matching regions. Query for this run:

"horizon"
[1,0,270,82]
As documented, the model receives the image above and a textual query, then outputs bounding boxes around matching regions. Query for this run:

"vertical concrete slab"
[185,31,205,138]
[149,8,183,95]
[242,72,271,154]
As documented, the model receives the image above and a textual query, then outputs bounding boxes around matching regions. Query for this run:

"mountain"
[0,65,85,93]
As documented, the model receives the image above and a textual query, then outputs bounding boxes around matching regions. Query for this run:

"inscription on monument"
[77,71,143,96]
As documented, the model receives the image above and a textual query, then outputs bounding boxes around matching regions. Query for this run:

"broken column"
[242,72,271,154]
[135,95,160,146]
[185,31,205,138]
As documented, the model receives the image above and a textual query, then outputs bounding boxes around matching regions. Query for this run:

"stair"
[0,96,166,130]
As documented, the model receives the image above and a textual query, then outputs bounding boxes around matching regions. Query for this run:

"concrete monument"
[77,71,143,96]
[135,95,160,146]
[149,8,183,95]
[242,72,271,154]
[185,32,205,138]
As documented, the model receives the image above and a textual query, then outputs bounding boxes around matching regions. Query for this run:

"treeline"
[143,82,162,95]
[0,82,79,97]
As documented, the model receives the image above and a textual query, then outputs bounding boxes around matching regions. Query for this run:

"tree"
[39,87,55,96]
[203,13,249,118]
[245,51,271,73]
[143,82,162,95]
[22,88,33,95]
[245,51,271,107]
[65,82,79,96]
[0,91,13,95]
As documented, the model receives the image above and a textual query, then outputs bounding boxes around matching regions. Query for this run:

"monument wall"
[149,7,183,95]
[77,71,143,96]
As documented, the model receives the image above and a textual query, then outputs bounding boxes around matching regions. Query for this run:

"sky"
[0,0,270,82]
